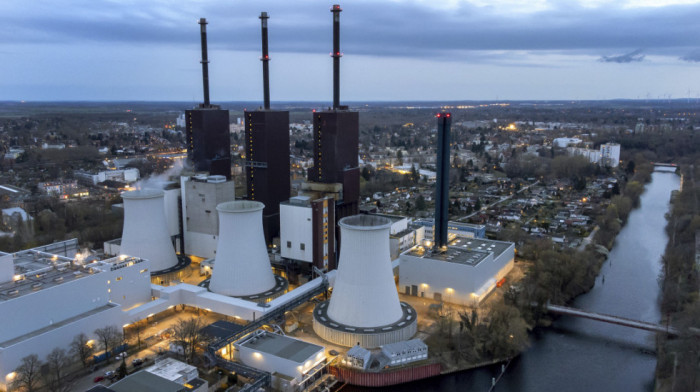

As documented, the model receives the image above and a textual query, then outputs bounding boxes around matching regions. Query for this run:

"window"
[287,241,292,248]
[300,243,306,251]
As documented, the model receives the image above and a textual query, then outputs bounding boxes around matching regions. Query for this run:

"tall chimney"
[259,12,271,110]
[434,113,452,250]
[331,5,342,110]
[199,18,211,107]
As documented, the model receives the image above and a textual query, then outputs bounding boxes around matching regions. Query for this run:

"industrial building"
[413,218,486,240]
[74,168,140,186]
[101,357,207,392]
[344,345,371,370]
[185,19,231,180]
[397,113,515,307]
[0,240,151,387]
[293,4,360,268]
[180,174,235,259]
[381,339,428,367]
[245,12,291,245]
[245,110,290,244]
[399,237,515,305]
[369,214,422,260]
[234,330,326,392]
[280,196,335,271]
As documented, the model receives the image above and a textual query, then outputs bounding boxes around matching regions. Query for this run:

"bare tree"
[94,325,122,363]
[44,347,71,392]
[171,317,208,363]
[10,354,43,392]
[69,332,94,368]
[127,319,146,350]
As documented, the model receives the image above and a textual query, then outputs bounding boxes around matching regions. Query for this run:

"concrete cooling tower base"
[313,300,417,348]
[150,255,192,286]
[198,274,288,302]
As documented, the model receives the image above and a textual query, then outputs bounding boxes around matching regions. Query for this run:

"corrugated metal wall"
[330,363,442,387]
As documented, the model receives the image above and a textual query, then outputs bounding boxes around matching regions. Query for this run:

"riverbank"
[655,164,700,392]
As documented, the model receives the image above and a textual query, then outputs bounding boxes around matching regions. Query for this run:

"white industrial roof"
[380,339,427,356]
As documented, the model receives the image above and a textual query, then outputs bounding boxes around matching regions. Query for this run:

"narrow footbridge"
[545,304,679,336]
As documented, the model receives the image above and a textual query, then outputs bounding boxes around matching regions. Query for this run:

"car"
[132,358,144,366]
[93,376,105,383]
[104,370,115,378]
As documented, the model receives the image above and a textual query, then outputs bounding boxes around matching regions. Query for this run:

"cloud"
[599,49,646,63]
[680,49,700,62]
[3,1,700,63]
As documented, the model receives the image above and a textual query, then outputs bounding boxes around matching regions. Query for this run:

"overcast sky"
[2,0,700,102]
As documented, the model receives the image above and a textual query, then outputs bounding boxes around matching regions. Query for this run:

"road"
[578,226,599,250]
[454,180,539,222]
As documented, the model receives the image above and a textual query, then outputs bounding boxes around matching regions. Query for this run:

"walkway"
[545,303,678,336]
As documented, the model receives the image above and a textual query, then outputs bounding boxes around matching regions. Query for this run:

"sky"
[2,0,700,102]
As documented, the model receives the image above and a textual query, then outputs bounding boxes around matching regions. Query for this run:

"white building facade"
[0,241,151,388]
[399,238,515,306]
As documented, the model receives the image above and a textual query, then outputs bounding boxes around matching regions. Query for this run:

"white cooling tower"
[209,201,276,297]
[120,189,178,272]
[327,215,403,327]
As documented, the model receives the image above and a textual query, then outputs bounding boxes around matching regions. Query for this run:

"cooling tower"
[121,189,179,272]
[328,215,402,326]
[209,201,277,297]
[314,215,417,348]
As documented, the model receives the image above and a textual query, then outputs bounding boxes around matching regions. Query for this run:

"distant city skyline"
[3,0,700,102]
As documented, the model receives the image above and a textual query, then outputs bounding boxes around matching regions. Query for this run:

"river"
[358,168,680,392]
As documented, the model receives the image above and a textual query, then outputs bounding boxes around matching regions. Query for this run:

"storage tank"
[209,201,276,297]
[120,189,178,272]
[314,215,416,348]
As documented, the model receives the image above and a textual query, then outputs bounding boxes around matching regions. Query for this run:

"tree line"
[655,163,700,391]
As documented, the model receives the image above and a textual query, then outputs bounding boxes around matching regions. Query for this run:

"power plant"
[120,189,178,272]
[208,201,287,299]
[313,215,417,348]
[0,6,518,391]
